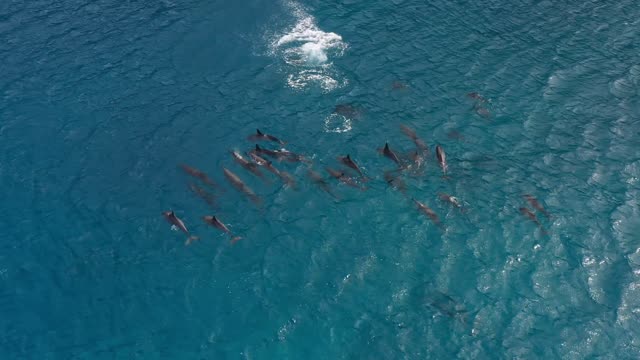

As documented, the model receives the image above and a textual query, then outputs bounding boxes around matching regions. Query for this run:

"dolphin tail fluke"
[249,194,263,206]
[185,235,200,246]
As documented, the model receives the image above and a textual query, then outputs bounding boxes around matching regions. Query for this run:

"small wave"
[610,77,636,98]
[269,1,347,91]
[323,113,352,133]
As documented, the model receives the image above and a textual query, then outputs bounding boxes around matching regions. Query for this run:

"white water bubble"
[324,113,352,133]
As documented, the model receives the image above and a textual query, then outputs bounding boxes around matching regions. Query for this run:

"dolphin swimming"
[247,129,285,145]
[203,215,242,243]
[162,210,199,245]
[223,168,262,205]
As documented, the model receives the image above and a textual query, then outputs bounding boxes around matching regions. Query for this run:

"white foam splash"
[270,1,347,91]
[323,113,352,133]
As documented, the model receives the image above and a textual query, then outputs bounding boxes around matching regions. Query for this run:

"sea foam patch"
[270,2,347,92]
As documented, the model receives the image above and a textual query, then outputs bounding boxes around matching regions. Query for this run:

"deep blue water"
[2,0,640,358]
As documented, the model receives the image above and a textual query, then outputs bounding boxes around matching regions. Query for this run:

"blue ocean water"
[2,0,640,358]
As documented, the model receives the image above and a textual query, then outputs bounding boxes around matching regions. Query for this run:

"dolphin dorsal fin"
[257,129,263,135]
[384,143,390,151]
[255,144,261,150]
[346,154,351,160]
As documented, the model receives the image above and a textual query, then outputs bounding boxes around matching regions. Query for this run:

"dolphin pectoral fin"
[230,236,242,244]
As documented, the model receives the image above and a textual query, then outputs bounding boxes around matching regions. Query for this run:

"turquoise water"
[2,0,640,358]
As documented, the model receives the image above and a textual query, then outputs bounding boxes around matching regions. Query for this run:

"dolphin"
[248,152,279,175]
[203,215,242,243]
[519,207,548,235]
[253,144,309,163]
[436,145,448,176]
[400,124,428,154]
[162,210,199,245]
[412,198,442,228]
[338,154,366,179]
[223,168,262,205]
[391,81,408,90]
[407,150,425,172]
[523,194,551,219]
[279,171,297,188]
[231,150,267,182]
[247,152,294,187]
[326,167,365,190]
[467,92,487,103]
[188,182,217,207]
[427,291,469,324]
[179,164,218,189]
[384,171,407,195]
[378,142,402,166]
[447,130,465,141]
[252,144,280,158]
[247,129,285,145]
[307,169,338,199]
[519,207,540,226]
[438,193,462,209]
[333,104,361,119]
[473,103,491,119]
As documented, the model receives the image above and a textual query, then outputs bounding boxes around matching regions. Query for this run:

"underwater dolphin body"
[223,168,262,205]
[474,104,491,119]
[412,198,442,228]
[307,169,338,199]
[188,182,217,207]
[467,92,487,103]
[519,207,540,226]
[179,164,218,189]
[400,124,428,154]
[247,129,285,145]
[523,194,551,219]
[203,215,242,243]
[384,171,407,195]
[162,211,199,245]
[519,207,548,235]
[333,104,361,119]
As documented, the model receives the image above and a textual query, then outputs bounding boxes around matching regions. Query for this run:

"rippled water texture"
[2,0,640,358]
